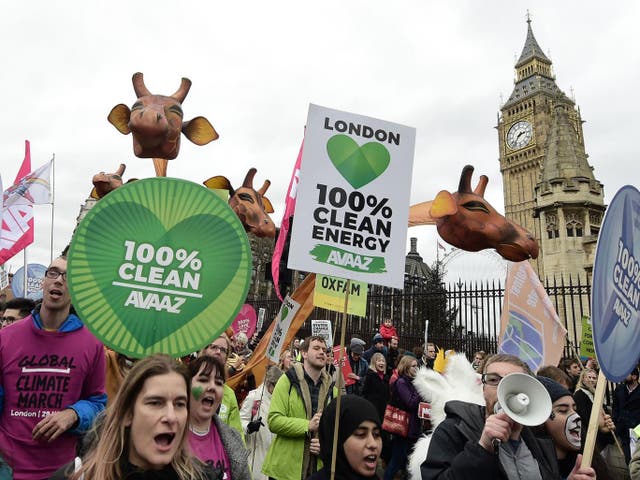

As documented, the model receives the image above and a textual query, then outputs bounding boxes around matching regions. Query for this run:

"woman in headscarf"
[307,395,382,480]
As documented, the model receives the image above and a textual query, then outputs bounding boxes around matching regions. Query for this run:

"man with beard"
[421,354,561,479]
[263,336,335,480]
[386,336,400,375]
[613,367,640,463]
[0,255,106,480]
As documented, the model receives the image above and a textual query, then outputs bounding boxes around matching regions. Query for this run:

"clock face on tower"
[506,120,533,150]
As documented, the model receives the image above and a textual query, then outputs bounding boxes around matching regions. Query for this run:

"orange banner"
[227,273,316,389]
[498,261,567,372]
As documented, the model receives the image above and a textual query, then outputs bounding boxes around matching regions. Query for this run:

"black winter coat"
[421,400,559,480]
[362,369,390,420]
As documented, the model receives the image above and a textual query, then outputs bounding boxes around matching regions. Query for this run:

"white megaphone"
[494,373,552,426]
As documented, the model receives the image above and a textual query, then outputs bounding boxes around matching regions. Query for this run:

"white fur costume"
[407,354,484,480]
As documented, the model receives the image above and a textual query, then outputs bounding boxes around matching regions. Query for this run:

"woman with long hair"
[278,350,293,372]
[307,395,383,480]
[573,368,615,452]
[187,355,251,480]
[383,355,420,480]
[362,353,391,467]
[51,354,212,480]
[362,353,390,420]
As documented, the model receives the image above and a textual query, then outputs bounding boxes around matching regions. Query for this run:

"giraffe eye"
[462,201,490,214]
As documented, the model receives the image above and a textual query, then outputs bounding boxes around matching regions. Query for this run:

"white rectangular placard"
[289,104,415,289]
[266,296,301,363]
[311,319,333,347]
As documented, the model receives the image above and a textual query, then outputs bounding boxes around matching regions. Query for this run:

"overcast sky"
[1,1,638,283]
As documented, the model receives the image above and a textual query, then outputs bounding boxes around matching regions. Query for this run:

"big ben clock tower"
[497,16,605,281]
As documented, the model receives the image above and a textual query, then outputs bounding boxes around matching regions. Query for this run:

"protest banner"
[287,105,415,479]
[498,261,567,372]
[11,263,46,300]
[231,304,257,338]
[418,402,432,420]
[313,274,367,316]
[257,307,266,332]
[333,345,355,387]
[583,185,640,467]
[1,141,34,264]
[68,178,252,358]
[311,319,333,346]
[266,296,301,362]
[591,185,640,381]
[579,316,595,359]
[288,104,415,289]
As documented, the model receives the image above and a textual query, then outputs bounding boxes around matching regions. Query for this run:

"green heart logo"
[281,305,289,320]
[68,178,251,358]
[326,134,390,189]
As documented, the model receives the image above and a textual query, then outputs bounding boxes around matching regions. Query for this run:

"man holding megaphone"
[420,354,595,480]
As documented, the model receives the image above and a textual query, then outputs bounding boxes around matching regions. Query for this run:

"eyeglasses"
[481,372,504,386]
[207,344,228,355]
[45,269,67,281]
[1,316,16,323]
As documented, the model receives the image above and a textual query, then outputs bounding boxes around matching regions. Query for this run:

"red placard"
[418,402,431,420]
[333,346,355,386]
[231,304,257,338]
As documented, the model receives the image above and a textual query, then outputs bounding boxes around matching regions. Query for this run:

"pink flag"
[272,140,303,301]
[0,141,34,264]
[498,261,567,372]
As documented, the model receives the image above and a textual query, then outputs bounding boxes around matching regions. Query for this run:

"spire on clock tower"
[503,18,571,109]
[497,14,605,283]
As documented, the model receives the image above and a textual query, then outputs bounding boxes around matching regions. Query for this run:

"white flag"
[3,159,52,207]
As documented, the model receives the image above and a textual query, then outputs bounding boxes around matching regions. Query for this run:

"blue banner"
[11,263,47,300]
[592,186,640,382]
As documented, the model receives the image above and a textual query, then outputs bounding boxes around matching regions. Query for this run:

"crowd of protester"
[2,263,640,480]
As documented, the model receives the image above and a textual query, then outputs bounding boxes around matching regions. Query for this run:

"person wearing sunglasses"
[0,255,107,479]
[199,331,244,439]
[421,353,561,480]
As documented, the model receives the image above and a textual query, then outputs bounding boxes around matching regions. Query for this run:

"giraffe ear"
[430,191,457,218]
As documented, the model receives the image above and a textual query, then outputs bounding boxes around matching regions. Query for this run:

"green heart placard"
[326,134,390,189]
[68,178,252,358]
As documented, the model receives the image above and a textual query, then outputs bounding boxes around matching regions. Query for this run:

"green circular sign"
[68,177,252,358]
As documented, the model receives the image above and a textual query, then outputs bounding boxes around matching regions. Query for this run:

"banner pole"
[330,279,351,480]
[50,154,55,264]
[22,247,27,294]
[581,369,608,467]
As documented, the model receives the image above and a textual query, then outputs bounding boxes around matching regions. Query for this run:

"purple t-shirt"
[0,316,106,480]
[189,424,231,479]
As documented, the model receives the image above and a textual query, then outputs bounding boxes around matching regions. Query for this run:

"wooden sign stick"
[330,279,351,480]
[581,369,608,467]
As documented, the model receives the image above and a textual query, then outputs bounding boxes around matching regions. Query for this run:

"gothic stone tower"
[497,17,605,282]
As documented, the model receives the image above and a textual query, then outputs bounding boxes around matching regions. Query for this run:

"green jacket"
[262,364,335,480]
[219,383,245,442]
